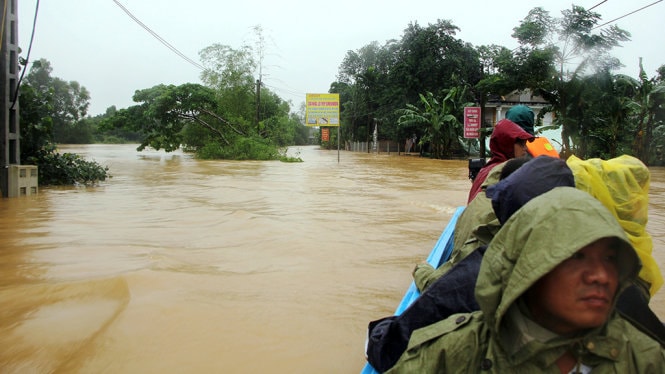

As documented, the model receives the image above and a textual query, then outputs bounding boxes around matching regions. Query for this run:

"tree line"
[19,28,310,184]
[18,4,665,186]
[332,5,665,164]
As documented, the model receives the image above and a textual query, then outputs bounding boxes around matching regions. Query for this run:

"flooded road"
[1,144,663,373]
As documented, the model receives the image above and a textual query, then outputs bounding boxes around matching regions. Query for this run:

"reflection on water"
[0,144,663,372]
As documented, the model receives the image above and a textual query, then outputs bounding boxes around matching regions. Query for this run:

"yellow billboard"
[305,93,340,127]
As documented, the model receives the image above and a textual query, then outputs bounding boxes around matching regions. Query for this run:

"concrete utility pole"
[0,0,21,197]
[255,78,260,134]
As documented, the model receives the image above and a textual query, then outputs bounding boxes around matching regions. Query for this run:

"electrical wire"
[592,0,663,29]
[111,2,319,105]
[589,0,608,11]
[11,0,39,110]
[262,82,305,98]
[112,0,205,71]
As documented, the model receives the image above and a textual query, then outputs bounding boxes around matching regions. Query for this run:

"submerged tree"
[101,36,306,160]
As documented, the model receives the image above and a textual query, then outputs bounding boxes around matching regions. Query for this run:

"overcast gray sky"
[18,0,665,116]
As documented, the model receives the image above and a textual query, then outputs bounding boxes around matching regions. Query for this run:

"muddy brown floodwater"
[1,144,664,373]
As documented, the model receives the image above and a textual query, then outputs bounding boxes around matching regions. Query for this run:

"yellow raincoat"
[567,154,663,296]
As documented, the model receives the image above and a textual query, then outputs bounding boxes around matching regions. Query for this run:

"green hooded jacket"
[388,188,664,373]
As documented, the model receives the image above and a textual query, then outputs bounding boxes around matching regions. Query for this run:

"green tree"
[101,70,300,159]
[511,5,631,155]
[333,20,481,152]
[19,59,109,185]
[397,88,471,158]
[89,106,143,143]
[632,61,665,163]
[564,70,635,158]
[19,83,53,161]
[536,65,664,162]
[336,41,395,144]
[24,58,92,143]
[392,20,480,103]
[199,43,256,125]
[125,83,245,152]
[596,72,639,158]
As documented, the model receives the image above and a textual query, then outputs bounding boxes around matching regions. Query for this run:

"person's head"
[505,105,535,136]
[525,236,623,335]
[499,157,531,180]
[489,119,534,162]
[486,156,575,224]
[475,187,640,338]
[514,138,529,159]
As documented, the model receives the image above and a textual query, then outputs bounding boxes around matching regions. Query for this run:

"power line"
[11,0,40,110]
[112,1,313,105]
[112,1,310,109]
[111,0,205,71]
[588,0,608,11]
[262,81,305,97]
[592,0,663,29]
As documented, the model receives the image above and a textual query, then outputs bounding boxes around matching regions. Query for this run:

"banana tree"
[632,60,665,163]
[397,88,471,158]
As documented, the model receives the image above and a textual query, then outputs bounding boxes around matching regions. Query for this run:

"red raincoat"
[467,119,533,203]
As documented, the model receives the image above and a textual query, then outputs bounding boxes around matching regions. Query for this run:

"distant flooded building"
[484,90,554,129]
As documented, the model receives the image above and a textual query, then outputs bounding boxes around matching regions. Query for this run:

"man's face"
[514,140,529,158]
[526,237,620,336]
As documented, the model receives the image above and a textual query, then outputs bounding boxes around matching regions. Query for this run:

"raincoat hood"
[488,119,534,164]
[486,156,575,225]
[475,187,641,338]
[466,120,534,203]
[567,155,663,296]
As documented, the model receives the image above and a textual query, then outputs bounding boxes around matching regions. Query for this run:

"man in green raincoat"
[387,187,664,373]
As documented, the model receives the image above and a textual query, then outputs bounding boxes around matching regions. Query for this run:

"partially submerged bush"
[278,148,303,163]
[196,137,280,160]
[26,149,110,186]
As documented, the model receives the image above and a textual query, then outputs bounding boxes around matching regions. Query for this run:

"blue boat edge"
[361,206,465,374]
